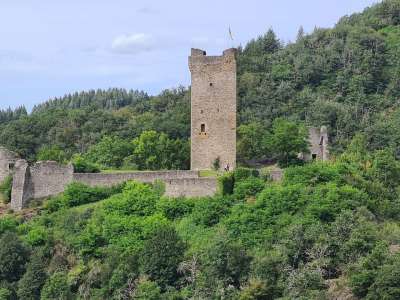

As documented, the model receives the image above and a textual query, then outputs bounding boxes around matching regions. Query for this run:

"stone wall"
[189,48,237,170]
[0,147,18,183]
[304,126,330,161]
[10,160,32,211]
[164,178,217,198]
[30,161,74,199]
[73,170,199,187]
[10,163,217,210]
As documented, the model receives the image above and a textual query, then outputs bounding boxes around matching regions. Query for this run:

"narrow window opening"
[209,83,213,87]
[217,108,220,112]
[8,163,14,170]
[201,124,206,133]
[200,109,204,114]
[312,154,317,160]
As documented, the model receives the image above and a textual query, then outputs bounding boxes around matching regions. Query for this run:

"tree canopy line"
[1,0,400,167]
[2,1,400,299]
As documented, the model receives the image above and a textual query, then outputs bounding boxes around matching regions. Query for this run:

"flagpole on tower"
[228,26,234,48]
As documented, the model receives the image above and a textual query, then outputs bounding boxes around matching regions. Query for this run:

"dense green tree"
[140,226,185,289]
[0,232,29,283]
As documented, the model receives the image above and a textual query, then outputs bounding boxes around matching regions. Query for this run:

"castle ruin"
[2,48,330,210]
[189,48,237,170]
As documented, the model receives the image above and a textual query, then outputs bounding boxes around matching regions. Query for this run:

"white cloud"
[111,33,155,55]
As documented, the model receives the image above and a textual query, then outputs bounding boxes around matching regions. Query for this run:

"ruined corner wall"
[0,147,19,183]
[10,160,32,211]
[189,48,237,170]
[304,127,330,161]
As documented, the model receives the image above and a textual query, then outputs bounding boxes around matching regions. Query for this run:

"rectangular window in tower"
[201,123,206,133]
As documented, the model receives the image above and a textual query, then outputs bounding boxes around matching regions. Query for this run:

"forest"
[1,0,400,299]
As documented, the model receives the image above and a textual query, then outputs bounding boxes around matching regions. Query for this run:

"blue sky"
[0,0,379,110]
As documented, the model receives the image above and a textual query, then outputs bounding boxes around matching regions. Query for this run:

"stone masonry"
[304,126,330,161]
[0,147,18,183]
[10,161,217,210]
[189,48,237,170]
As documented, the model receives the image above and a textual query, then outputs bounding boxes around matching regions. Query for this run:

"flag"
[229,27,234,41]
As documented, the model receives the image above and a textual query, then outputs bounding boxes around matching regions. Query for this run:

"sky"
[0,0,379,110]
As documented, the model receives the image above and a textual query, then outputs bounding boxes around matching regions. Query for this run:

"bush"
[63,182,123,207]
[102,181,159,217]
[191,196,230,227]
[25,226,48,246]
[140,226,185,288]
[233,177,265,201]
[71,154,100,173]
[0,217,18,236]
[0,232,29,283]
[156,197,194,220]
[234,168,260,182]
[17,251,47,300]
[0,176,12,204]
[40,272,71,300]
[219,172,235,196]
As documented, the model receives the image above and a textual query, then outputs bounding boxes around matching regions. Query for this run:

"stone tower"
[189,48,237,170]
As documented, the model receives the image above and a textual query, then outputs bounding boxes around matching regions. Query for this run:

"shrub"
[63,182,123,207]
[156,197,194,220]
[0,232,29,282]
[71,154,100,173]
[17,251,48,300]
[234,167,260,182]
[103,181,159,216]
[25,226,48,246]
[0,217,18,236]
[233,177,265,201]
[219,172,235,196]
[140,226,185,288]
[213,157,221,171]
[0,176,12,204]
[40,272,71,300]
[191,196,230,227]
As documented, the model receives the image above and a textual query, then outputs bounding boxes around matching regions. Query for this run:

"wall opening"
[9,163,14,170]
[201,124,206,133]
[312,154,317,160]
[209,83,213,87]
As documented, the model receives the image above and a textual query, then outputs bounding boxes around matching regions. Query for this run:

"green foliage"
[84,136,133,169]
[212,156,221,171]
[133,278,162,300]
[0,232,29,283]
[40,272,71,300]
[71,154,100,173]
[36,145,68,163]
[234,167,260,182]
[0,217,18,236]
[233,177,265,201]
[63,182,123,208]
[0,176,12,204]
[126,130,189,171]
[17,251,48,300]
[140,226,185,288]
[218,172,235,196]
[265,119,309,167]
[103,181,158,217]
[237,122,268,162]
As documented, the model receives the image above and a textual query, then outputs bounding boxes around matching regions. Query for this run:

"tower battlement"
[189,48,237,170]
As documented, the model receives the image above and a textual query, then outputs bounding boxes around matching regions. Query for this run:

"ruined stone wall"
[30,161,74,199]
[10,166,216,210]
[304,126,330,161]
[0,147,18,183]
[10,160,32,211]
[73,170,199,187]
[164,178,217,198]
[189,48,237,170]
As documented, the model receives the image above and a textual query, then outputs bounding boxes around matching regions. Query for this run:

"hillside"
[1,0,400,163]
[1,1,400,299]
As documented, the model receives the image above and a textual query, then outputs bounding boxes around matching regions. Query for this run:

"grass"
[199,170,221,177]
